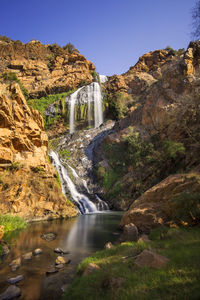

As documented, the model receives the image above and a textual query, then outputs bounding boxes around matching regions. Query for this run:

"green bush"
[0,215,27,233]
[63,42,79,53]
[171,192,200,225]
[104,92,132,120]
[162,139,185,159]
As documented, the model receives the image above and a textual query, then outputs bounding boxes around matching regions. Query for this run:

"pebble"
[54,248,69,254]
[7,275,24,284]
[33,248,43,255]
[0,285,21,300]
[22,252,32,260]
[9,258,21,272]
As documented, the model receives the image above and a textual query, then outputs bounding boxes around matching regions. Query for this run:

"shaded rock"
[33,248,43,255]
[103,277,125,289]
[104,242,113,249]
[7,275,24,284]
[0,285,21,300]
[82,263,100,276]
[120,173,200,232]
[134,250,169,269]
[22,252,32,260]
[55,263,64,269]
[138,234,150,243]
[46,267,58,275]
[41,232,57,241]
[2,245,10,256]
[9,258,21,272]
[54,247,69,254]
[120,223,138,242]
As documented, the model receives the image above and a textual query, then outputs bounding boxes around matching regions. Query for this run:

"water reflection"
[0,212,122,300]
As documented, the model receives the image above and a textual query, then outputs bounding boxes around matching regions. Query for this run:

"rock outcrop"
[95,42,200,211]
[0,82,77,220]
[0,39,95,98]
[120,173,200,232]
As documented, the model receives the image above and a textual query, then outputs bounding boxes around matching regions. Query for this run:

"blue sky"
[0,0,197,75]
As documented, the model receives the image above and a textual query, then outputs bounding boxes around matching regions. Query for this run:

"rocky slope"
[0,39,95,98]
[0,81,77,220]
[95,42,200,219]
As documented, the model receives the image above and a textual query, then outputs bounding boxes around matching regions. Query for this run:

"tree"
[63,43,79,54]
[191,1,200,39]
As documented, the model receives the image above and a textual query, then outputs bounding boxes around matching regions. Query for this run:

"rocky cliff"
[0,39,95,98]
[0,81,77,220]
[95,42,200,220]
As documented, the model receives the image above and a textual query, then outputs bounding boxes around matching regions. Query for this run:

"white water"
[69,87,84,134]
[50,151,97,214]
[99,75,108,83]
[68,82,103,134]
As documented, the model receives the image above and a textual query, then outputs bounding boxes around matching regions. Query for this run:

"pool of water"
[0,212,122,300]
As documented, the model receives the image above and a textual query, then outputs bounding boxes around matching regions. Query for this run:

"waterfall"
[99,75,108,83]
[68,82,103,134]
[50,151,109,214]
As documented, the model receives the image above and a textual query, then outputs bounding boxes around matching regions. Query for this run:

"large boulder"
[120,173,200,233]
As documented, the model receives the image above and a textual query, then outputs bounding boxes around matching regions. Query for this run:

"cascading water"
[50,151,108,214]
[68,82,103,134]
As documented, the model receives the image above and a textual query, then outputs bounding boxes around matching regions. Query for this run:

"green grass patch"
[0,214,27,234]
[63,227,200,300]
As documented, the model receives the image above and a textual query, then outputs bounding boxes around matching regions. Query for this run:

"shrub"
[0,214,27,233]
[63,42,79,53]
[104,92,132,120]
[162,139,185,159]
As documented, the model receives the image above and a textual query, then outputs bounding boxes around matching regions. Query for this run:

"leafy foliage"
[0,215,27,233]
[162,139,185,159]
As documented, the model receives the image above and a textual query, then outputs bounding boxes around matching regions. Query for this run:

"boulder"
[104,242,113,249]
[134,250,169,269]
[120,223,138,242]
[33,248,42,255]
[0,285,21,300]
[7,275,24,284]
[9,258,21,272]
[22,252,32,260]
[82,263,100,276]
[55,256,70,265]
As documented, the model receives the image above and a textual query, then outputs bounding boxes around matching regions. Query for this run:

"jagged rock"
[7,275,24,284]
[0,285,21,300]
[41,232,57,241]
[82,263,100,276]
[120,223,138,242]
[33,248,43,255]
[0,81,78,220]
[0,40,95,98]
[9,258,21,272]
[22,252,32,260]
[134,250,169,269]
[104,242,113,249]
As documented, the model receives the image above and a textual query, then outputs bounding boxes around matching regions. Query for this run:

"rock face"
[0,82,77,220]
[0,40,95,98]
[120,173,200,232]
[95,42,200,211]
[0,82,47,165]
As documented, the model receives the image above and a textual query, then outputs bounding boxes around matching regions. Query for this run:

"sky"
[0,0,197,75]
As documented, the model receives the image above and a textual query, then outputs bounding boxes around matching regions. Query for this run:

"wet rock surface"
[33,248,43,255]
[54,247,69,254]
[41,232,57,241]
[9,258,21,272]
[0,285,21,300]
[7,275,24,285]
[22,252,32,260]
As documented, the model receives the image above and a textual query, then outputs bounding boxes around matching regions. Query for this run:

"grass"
[63,227,200,300]
[0,214,27,234]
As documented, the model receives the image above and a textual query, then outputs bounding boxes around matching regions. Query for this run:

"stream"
[0,212,122,300]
